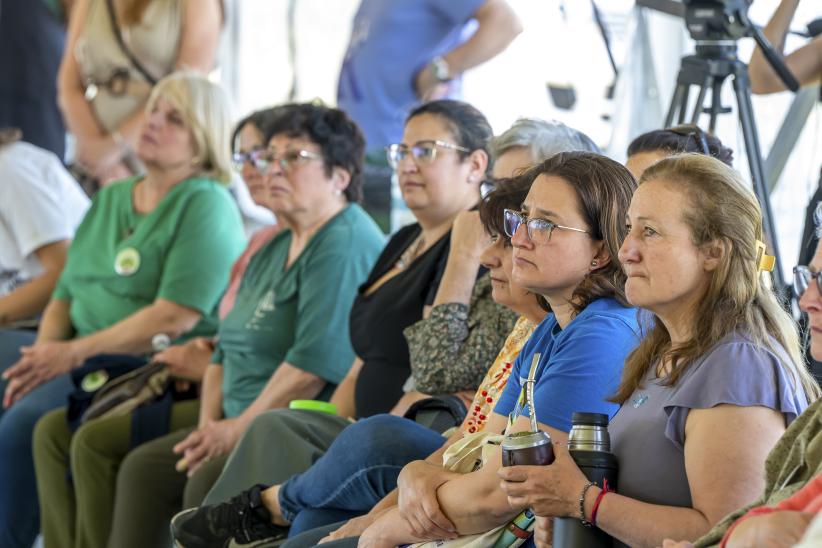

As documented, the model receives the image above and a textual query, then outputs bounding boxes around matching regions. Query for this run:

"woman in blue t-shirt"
[345,151,641,546]
[499,154,820,548]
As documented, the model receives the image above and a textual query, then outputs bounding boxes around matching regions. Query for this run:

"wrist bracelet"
[590,487,608,527]
[578,481,596,527]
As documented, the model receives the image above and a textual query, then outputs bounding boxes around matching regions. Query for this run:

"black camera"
[682,0,753,41]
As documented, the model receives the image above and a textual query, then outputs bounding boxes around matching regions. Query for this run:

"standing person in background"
[337,0,522,231]
[748,0,821,96]
[58,0,223,187]
[0,0,69,157]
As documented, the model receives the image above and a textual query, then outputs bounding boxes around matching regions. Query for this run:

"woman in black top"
[342,99,493,418]
[165,100,495,533]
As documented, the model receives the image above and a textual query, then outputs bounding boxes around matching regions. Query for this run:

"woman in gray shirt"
[499,154,820,548]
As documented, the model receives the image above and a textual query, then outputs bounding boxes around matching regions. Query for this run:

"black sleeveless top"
[350,223,449,418]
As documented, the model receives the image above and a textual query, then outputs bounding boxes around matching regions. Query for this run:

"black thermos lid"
[571,412,609,426]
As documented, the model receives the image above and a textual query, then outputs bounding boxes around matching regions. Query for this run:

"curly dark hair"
[627,124,734,166]
[264,103,366,203]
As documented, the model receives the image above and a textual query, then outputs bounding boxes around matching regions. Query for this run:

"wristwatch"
[430,56,452,82]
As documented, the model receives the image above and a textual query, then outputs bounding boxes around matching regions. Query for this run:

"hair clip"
[756,240,775,272]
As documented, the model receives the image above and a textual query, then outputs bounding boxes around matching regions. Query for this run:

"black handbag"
[403,395,468,434]
[66,354,194,448]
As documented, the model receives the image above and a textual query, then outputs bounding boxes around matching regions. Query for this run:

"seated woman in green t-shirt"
[0,72,247,548]
[32,102,386,548]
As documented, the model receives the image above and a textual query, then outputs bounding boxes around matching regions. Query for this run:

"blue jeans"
[278,415,446,535]
[0,329,74,548]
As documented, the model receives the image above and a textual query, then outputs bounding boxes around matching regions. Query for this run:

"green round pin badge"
[114,247,141,276]
[81,370,110,392]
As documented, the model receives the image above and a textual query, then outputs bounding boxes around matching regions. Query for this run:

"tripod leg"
[677,85,691,126]
[708,79,724,134]
[690,76,710,125]
[732,70,787,293]
[665,83,687,128]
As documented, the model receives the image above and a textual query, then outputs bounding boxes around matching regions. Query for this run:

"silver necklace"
[395,236,425,270]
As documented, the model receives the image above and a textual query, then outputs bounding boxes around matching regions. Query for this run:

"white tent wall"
[219,0,821,277]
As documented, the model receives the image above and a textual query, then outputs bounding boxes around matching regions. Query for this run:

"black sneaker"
[171,484,288,548]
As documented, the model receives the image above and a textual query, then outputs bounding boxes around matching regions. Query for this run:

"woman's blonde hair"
[146,71,233,184]
[612,154,821,404]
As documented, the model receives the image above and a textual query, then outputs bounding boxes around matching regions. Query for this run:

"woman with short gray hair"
[489,118,599,178]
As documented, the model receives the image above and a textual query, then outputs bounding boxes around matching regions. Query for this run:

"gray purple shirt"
[609,332,808,509]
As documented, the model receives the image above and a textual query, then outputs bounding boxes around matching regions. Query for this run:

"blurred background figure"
[0,0,70,158]
[58,0,223,189]
[337,0,522,231]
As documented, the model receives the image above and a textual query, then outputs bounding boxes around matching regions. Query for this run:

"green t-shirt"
[54,176,246,339]
[214,203,385,418]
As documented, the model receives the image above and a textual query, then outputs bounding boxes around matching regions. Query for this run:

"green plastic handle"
[289,400,338,415]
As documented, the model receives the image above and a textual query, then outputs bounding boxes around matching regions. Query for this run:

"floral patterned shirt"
[461,316,535,434]
[404,273,518,394]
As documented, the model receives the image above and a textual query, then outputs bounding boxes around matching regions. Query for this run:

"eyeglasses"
[385,140,469,169]
[503,209,588,245]
[793,266,822,298]
[232,149,322,173]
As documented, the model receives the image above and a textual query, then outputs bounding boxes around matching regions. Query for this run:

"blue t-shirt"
[494,298,641,433]
[337,0,483,153]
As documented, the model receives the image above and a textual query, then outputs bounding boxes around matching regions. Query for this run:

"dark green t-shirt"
[53,176,246,339]
[213,204,385,418]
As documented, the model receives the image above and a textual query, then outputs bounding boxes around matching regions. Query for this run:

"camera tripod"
[664,42,787,292]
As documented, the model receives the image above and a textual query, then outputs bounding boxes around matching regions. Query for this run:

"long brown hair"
[611,154,821,404]
[120,0,152,25]
[517,151,637,314]
[121,0,225,26]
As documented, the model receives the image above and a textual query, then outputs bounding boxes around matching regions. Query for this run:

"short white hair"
[489,118,600,164]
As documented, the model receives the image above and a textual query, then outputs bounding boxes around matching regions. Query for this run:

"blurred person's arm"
[749,0,822,94]
[416,0,523,99]
[198,363,224,427]
[69,298,202,359]
[234,363,327,427]
[330,357,363,419]
[0,241,69,325]
[33,298,75,344]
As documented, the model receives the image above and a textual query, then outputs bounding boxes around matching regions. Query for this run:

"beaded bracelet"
[578,481,597,527]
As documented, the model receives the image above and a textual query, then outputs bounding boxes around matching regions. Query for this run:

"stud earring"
[591,260,598,267]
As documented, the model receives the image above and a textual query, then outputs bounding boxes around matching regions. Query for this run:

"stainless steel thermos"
[552,412,618,548]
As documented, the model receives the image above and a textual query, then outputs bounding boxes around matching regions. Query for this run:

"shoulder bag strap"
[104,0,159,86]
